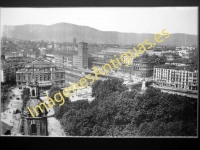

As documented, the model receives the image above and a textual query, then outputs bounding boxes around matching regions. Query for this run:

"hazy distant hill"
[3,23,198,45]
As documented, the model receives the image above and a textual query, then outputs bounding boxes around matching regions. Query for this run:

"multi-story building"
[18,50,27,57]
[55,54,64,68]
[176,46,182,51]
[162,52,181,61]
[55,54,74,68]
[54,42,60,50]
[73,42,88,69]
[1,61,10,84]
[16,58,65,89]
[122,54,166,78]
[153,64,198,90]
[153,49,162,56]
[7,57,33,66]
[65,67,85,84]
[47,43,53,49]
[165,58,192,66]
[7,56,34,82]
[64,65,123,87]
[45,54,55,63]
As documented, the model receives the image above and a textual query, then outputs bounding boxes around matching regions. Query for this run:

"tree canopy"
[53,79,197,136]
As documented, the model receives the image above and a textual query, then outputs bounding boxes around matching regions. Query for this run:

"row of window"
[17,74,51,81]
[25,68,53,72]
[155,73,196,78]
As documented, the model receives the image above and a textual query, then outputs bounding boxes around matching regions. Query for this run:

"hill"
[3,22,198,45]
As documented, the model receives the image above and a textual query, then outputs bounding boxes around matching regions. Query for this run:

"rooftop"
[162,52,180,56]
[166,58,192,64]
[25,58,55,68]
[175,66,197,71]
[155,64,197,72]
[154,64,177,69]
[91,52,121,57]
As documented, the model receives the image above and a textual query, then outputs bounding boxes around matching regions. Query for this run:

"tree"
[52,79,197,136]
[48,86,69,119]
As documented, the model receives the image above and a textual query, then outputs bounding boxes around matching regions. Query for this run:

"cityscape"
[0,7,198,137]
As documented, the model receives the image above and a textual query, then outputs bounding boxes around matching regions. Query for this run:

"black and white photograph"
[0,7,198,137]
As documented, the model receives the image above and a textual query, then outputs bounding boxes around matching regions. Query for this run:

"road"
[40,95,65,136]
[1,86,23,135]
[161,89,198,98]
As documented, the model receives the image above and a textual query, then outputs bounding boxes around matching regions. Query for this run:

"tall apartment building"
[73,42,88,69]
[153,64,198,90]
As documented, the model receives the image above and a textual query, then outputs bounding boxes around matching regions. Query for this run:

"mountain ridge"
[3,22,198,45]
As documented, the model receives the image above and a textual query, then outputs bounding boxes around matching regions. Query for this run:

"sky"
[0,7,198,35]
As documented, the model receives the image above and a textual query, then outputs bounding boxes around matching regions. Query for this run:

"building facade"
[1,62,10,83]
[45,54,55,63]
[55,54,73,68]
[73,42,88,69]
[121,54,166,78]
[21,81,48,136]
[153,65,198,90]
[162,53,181,61]
[165,58,192,66]
[16,58,65,89]
[7,56,34,83]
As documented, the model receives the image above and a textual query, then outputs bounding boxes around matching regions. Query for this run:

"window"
[31,124,37,135]
[35,75,38,81]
